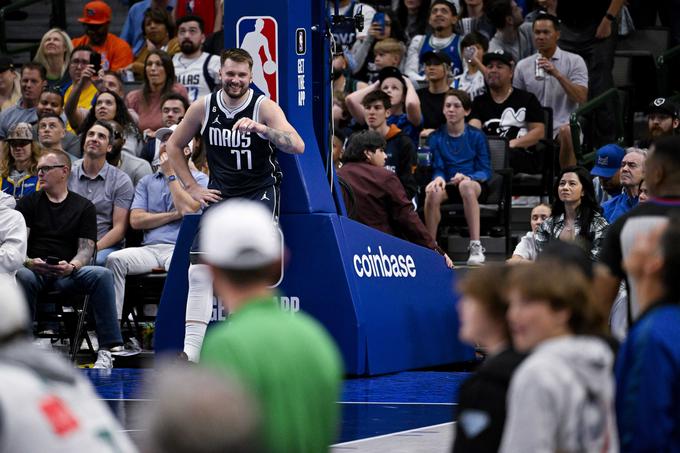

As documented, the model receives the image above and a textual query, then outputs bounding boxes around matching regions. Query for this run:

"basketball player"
[166,47,304,362]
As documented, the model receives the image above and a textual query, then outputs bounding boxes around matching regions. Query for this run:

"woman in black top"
[453,264,525,452]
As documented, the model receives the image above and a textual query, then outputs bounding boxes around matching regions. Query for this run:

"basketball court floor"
[85,368,469,452]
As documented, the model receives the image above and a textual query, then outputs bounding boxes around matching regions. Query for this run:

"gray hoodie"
[500,336,618,453]
[0,192,26,279]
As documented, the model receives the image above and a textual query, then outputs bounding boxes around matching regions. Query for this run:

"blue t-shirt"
[429,124,492,182]
[601,190,638,223]
[387,113,421,147]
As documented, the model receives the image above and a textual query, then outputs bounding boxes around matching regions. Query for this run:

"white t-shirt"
[511,231,538,260]
[173,52,221,102]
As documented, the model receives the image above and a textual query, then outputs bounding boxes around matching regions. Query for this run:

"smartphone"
[90,52,102,72]
[46,256,61,265]
[464,46,476,62]
[372,12,385,33]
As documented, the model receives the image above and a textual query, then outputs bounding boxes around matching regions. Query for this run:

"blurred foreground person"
[500,264,617,452]
[453,264,525,452]
[0,274,137,452]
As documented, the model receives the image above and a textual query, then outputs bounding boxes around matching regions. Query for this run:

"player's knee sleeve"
[185,264,214,324]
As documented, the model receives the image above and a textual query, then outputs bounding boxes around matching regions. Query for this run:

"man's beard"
[222,81,249,99]
[180,40,199,54]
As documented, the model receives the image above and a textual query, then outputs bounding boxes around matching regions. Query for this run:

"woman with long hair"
[125,50,188,132]
[78,90,143,157]
[33,28,73,90]
[535,165,609,261]
[396,0,432,42]
[500,263,616,452]
[128,9,180,80]
[0,123,42,199]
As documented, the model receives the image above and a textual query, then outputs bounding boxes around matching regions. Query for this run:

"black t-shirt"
[557,1,609,29]
[17,190,97,262]
[470,89,543,140]
[417,88,446,130]
[385,130,418,200]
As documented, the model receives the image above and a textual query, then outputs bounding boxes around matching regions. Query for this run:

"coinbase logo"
[353,246,416,278]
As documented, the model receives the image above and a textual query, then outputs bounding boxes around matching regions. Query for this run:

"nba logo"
[237,16,279,103]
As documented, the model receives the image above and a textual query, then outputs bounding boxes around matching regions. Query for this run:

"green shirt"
[201,297,343,453]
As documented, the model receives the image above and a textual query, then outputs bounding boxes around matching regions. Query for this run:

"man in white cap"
[198,199,342,453]
[0,274,137,451]
[105,125,207,319]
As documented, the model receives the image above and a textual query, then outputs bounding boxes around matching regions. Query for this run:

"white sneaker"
[93,350,114,369]
[467,242,486,266]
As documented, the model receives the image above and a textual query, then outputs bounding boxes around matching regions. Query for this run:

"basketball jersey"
[173,53,221,102]
[419,34,464,77]
[201,89,281,198]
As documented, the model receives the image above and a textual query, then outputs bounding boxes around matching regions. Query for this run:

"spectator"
[98,70,141,124]
[514,13,588,169]
[615,220,680,451]
[500,263,616,452]
[524,0,557,22]
[173,0,222,34]
[396,0,432,42]
[141,365,262,453]
[405,0,464,87]
[16,149,124,368]
[590,143,624,205]
[453,264,526,452]
[602,148,646,223]
[128,8,180,80]
[0,63,47,140]
[346,66,423,145]
[456,0,495,38]
[1,123,41,200]
[33,28,73,90]
[62,45,98,131]
[327,0,377,72]
[638,179,649,202]
[172,15,220,103]
[597,136,680,323]
[37,114,73,160]
[68,121,134,266]
[452,31,488,101]
[417,50,452,132]
[0,191,27,280]
[507,202,551,262]
[105,125,205,318]
[424,89,491,265]
[535,166,609,261]
[556,0,623,144]
[126,50,188,132]
[355,15,407,83]
[0,275,137,448]
[332,129,346,169]
[71,1,134,72]
[338,130,453,266]
[487,0,534,63]
[140,92,189,165]
[103,120,152,185]
[0,55,20,112]
[362,90,418,199]
[121,0,174,56]
[332,52,368,96]
[638,97,679,148]
[199,199,343,453]
[34,89,81,157]
[70,90,144,157]
[469,51,545,175]
[203,14,225,57]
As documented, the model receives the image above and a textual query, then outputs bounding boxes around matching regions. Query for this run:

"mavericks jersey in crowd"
[201,89,282,198]
[173,53,221,102]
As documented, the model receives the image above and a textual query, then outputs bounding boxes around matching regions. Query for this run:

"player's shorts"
[189,185,280,262]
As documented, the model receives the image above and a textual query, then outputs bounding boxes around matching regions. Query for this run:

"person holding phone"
[71,0,133,72]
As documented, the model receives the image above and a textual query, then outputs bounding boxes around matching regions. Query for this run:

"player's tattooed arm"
[71,238,96,268]
[263,126,295,151]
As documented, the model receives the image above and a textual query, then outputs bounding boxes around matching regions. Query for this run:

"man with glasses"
[15,149,124,369]
[68,121,134,266]
[63,45,98,131]
[71,1,133,72]
[0,63,47,140]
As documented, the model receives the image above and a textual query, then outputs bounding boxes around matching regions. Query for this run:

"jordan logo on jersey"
[236,16,279,103]
[212,117,221,125]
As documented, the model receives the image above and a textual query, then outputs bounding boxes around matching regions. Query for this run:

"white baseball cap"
[155,124,177,143]
[0,275,30,340]
[200,199,282,269]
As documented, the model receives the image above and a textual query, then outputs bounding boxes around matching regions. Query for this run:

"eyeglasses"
[9,140,31,148]
[36,164,65,174]
[70,58,90,67]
